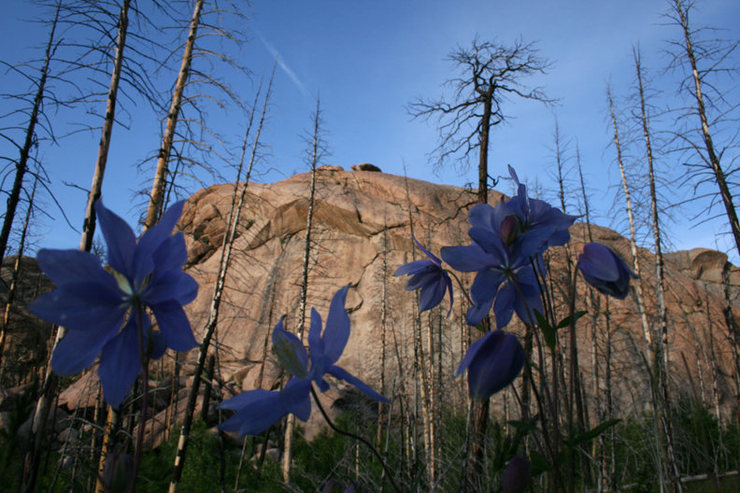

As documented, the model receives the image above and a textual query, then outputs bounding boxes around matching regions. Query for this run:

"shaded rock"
[350,163,381,172]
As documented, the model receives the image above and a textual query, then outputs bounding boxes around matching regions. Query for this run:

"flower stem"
[446,269,474,306]
[310,386,401,493]
[131,305,149,493]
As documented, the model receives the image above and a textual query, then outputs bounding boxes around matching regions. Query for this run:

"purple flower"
[394,235,453,314]
[456,330,525,399]
[219,286,388,437]
[442,229,543,328]
[29,199,198,407]
[503,456,531,493]
[504,165,578,251]
[577,242,636,299]
[440,166,576,328]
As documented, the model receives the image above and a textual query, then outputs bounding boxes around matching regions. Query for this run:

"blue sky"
[1,0,739,261]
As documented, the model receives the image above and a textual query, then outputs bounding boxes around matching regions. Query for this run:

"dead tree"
[144,0,203,228]
[666,0,740,258]
[634,49,682,492]
[607,83,667,491]
[168,69,275,493]
[409,37,552,204]
[0,176,38,375]
[0,2,60,267]
[79,0,131,252]
[281,95,327,483]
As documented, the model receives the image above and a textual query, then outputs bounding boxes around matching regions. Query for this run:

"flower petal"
[327,365,388,402]
[321,285,350,365]
[219,389,287,436]
[95,199,137,276]
[145,268,198,305]
[418,278,446,312]
[412,234,442,266]
[394,259,436,277]
[272,318,309,379]
[493,282,516,328]
[281,377,312,421]
[466,298,494,326]
[51,327,112,375]
[29,285,127,332]
[98,317,142,407]
[467,330,525,398]
[151,301,198,351]
[36,249,110,286]
[308,308,324,367]
[470,269,505,307]
[441,244,497,272]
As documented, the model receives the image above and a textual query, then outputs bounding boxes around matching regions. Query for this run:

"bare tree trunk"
[17,7,63,491]
[477,95,493,204]
[282,95,322,483]
[635,51,682,492]
[0,4,59,265]
[144,0,203,229]
[608,84,668,491]
[376,225,389,447]
[604,299,617,492]
[168,68,274,493]
[702,287,722,423]
[79,0,130,251]
[671,0,740,259]
[0,177,37,375]
[721,262,740,429]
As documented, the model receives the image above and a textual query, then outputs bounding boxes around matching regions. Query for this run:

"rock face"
[175,170,739,430]
[0,255,55,386]
[10,170,739,443]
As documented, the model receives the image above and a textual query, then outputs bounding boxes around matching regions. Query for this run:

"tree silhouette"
[409,37,552,203]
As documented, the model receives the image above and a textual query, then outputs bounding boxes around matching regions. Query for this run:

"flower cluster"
[441,166,577,328]
[395,166,636,401]
[30,199,198,407]
[219,286,388,437]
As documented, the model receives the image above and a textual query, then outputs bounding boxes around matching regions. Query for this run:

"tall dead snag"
[409,37,552,204]
[79,0,131,251]
[0,2,59,266]
[145,0,203,229]
[169,70,275,493]
[410,38,552,488]
[376,224,389,448]
[667,0,740,258]
[14,6,62,491]
[634,49,682,492]
[551,120,588,490]
[607,84,667,491]
[0,176,38,374]
[282,95,326,483]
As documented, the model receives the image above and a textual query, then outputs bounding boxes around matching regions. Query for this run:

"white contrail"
[255,30,309,98]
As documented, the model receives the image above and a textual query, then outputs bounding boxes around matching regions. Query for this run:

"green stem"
[130,305,149,493]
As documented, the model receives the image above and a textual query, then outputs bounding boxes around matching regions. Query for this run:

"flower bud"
[503,456,530,493]
[577,242,636,299]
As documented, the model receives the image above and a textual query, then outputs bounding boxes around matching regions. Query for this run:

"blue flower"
[442,229,543,328]
[456,330,525,399]
[577,242,636,299]
[394,235,453,314]
[502,456,531,493]
[29,199,198,407]
[219,286,388,437]
[440,166,577,328]
[504,165,578,251]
